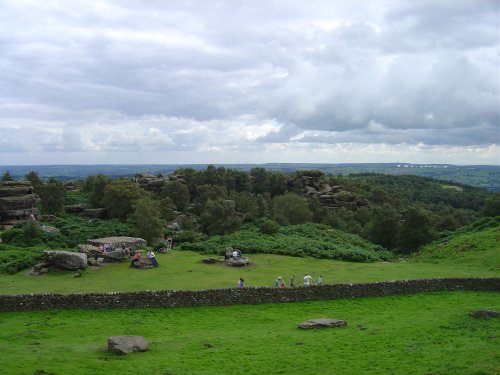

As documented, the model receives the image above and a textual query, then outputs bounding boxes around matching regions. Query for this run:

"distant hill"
[412,217,500,271]
[0,163,499,191]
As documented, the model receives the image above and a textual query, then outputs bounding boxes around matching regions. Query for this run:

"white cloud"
[0,0,498,165]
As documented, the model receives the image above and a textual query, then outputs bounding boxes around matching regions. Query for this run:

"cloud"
[0,0,498,165]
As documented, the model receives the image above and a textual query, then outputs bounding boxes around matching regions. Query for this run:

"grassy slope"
[0,291,498,375]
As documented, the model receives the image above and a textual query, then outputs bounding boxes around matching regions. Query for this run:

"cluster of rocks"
[78,236,147,265]
[64,204,107,219]
[300,172,367,210]
[133,173,186,193]
[0,181,39,227]
[31,250,88,275]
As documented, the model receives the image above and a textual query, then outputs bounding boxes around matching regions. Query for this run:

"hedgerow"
[179,223,394,262]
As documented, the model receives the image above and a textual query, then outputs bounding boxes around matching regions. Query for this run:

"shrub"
[257,219,280,235]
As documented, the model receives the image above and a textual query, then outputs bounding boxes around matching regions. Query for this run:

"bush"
[180,223,394,262]
[257,219,280,235]
[0,244,45,274]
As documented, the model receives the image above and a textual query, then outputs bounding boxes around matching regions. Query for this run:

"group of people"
[236,273,325,289]
[225,248,242,260]
[130,249,159,268]
[276,273,323,288]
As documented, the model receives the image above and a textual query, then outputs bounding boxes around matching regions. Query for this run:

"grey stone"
[226,257,249,267]
[298,318,347,329]
[43,251,87,270]
[40,225,60,234]
[469,309,499,319]
[102,249,129,262]
[108,336,149,355]
[87,236,147,249]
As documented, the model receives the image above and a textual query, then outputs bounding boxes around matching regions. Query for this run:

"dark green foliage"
[272,192,312,225]
[173,230,206,244]
[24,171,43,192]
[482,192,500,217]
[2,171,13,182]
[257,218,280,235]
[200,199,242,235]
[64,190,89,205]
[132,196,164,243]
[82,174,111,207]
[159,197,177,222]
[102,179,147,220]
[38,178,66,214]
[181,223,394,262]
[0,244,45,274]
[161,180,190,211]
[398,206,434,254]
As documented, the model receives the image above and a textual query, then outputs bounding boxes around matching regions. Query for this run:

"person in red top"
[130,251,141,267]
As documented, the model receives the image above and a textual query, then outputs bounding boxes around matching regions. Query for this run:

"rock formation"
[298,318,347,329]
[42,250,88,270]
[133,173,185,193]
[0,181,39,227]
[108,336,149,355]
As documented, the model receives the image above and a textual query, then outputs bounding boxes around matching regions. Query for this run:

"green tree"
[102,179,147,220]
[2,171,13,182]
[161,180,190,212]
[25,171,43,193]
[398,206,433,253]
[132,196,164,243]
[200,199,242,235]
[272,193,312,225]
[482,192,500,217]
[367,204,400,249]
[83,174,111,207]
[159,197,177,222]
[38,177,66,214]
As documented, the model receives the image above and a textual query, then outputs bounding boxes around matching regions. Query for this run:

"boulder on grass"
[298,318,347,329]
[43,251,87,270]
[108,336,149,355]
[226,257,249,267]
[469,310,499,319]
[87,236,147,250]
[102,248,130,262]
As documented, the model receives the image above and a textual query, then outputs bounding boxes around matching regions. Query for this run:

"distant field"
[0,247,498,295]
[0,291,498,374]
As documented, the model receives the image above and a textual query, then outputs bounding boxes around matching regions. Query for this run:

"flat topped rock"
[108,336,149,355]
[298,318,347,329]
[87,236,147,249]
[469,309,499,319]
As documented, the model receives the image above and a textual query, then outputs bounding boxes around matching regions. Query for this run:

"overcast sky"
[0,0,498,165]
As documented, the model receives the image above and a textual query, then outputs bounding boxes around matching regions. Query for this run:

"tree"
[161,180,190,212]
[2,171,13,182]
[83,174,111,207]
[132,197,164,243]
[398,206,433,253]
[200,199,242,235]
[25,171,43,192]
[367,204,401,249]
[272,193,312,225]
[159,197,177,222]
[102,179,147,220]
[38,177,66,214]
[482,192,500,217]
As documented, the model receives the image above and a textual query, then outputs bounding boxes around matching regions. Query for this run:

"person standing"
[147,249,159,267]
[237,277,245,288]
[317,275,323,286]
[303,273,313,286]
[290,274,296,288]
[274,276,282,287]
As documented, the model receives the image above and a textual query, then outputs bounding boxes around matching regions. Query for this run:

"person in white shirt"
[303,273,313,286]
[147,250,159,267]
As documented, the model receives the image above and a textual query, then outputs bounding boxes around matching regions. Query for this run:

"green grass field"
[0,247,498,295]
[0,291,498,375]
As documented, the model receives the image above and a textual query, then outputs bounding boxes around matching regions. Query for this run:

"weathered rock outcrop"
[87,236,147,250]
[43,251,87,270]
[133,173,186,193]
[108,336,149,355]
[0,181,39,226]
[300,172,367,210]
[298,318,347,329]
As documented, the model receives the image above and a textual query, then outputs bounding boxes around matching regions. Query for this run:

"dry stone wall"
[0,278,498,312]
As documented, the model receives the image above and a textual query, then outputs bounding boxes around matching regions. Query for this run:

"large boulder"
[469,310,499,319]
[226,257,249,267]
[87,236,147,250]
[43,251,87,270]
[108,336,149,355]
[102,248,130,263]
[298,318,347,329]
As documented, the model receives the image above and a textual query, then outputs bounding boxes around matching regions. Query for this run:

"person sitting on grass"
[130,251,141,267]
